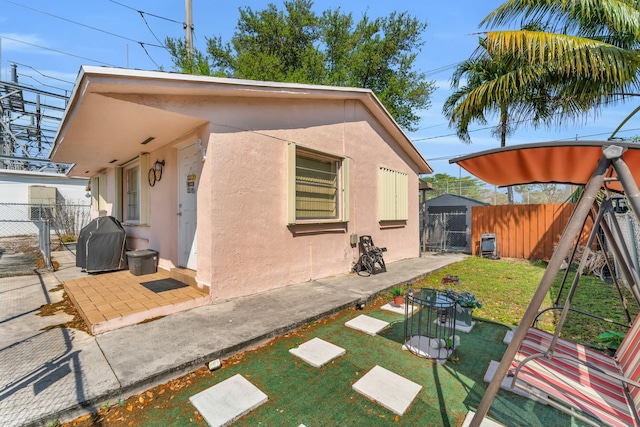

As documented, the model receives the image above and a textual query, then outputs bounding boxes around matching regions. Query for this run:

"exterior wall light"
[148,160,165,187]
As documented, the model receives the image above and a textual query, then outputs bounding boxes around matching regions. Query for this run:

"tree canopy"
[421,173,486,202]
[165,0,435,131]
[514,183,572,204]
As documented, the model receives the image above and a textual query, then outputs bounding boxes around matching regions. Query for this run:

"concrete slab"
[189,374,268,427]
[483,360,546,403]
[289,337,346,368]
[0,275,69,349]
[0,328,119,427]
[461,411,507,427]
[345,315,390,336]
[453,320,475,333]
[504,329,514,344]
[435,318,475,333]
[0,253,38,277]
[0,251,467,425]
[352,365,422,416]
[380,302,405,314]
[402,336,452,364]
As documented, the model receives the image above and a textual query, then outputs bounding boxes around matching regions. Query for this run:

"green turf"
[134,304,573,426]
[126,255,638,426]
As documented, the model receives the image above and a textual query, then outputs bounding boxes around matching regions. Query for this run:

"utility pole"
[184,0,194,58]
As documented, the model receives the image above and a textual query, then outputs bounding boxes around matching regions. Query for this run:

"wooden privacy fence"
[471,203,593,260]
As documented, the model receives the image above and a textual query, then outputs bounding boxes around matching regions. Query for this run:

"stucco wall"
[87,95,423,301]
[121,129,209,274]
[197,97,421,300]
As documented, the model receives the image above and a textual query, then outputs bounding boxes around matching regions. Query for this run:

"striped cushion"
[616,315,640,408]
[509,326,640,427]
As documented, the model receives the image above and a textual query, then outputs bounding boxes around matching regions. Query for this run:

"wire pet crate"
[403,288,456,363]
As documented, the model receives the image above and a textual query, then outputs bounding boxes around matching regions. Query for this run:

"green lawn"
[74,256,638,427]
[122,303,569,427]
[412,256,639,347]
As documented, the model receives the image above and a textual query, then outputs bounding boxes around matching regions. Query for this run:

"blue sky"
[2,0,640,179]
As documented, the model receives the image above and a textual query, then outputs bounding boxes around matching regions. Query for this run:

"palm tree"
[443,35,553,204]
[470,3,640,425]
[479,0,640,130]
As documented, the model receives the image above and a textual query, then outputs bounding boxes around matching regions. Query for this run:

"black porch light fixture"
[148,159,165,187]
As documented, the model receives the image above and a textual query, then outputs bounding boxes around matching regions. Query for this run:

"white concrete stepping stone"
[352,365,422,416]
[190,374,268,427]
[380,302,404,314]
[461,411,507,427]
[402,335,452,364]
[345,314,389,336]
[483,360,546,403]
[503,329,514,344]
[289,337,346,367]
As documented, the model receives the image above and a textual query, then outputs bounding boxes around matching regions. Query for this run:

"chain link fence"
[0,202,90,274]
[421,212,468,253]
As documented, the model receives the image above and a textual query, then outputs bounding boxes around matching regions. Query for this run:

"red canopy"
[450,141,640,192]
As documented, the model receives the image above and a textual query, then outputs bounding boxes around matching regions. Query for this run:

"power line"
[105,0,183,50]
[139,11,167,49]
[3,0,165,49]
[413,124,495,141]
[415,99,640,143]
[139,44,160,69]
[17,72,72,94]
[424,61,461,77]
[106,0,183,24]
[12,61,75,85]
[0,34,116,66]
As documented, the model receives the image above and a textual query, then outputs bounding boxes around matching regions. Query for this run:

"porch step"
[170,267,198,288]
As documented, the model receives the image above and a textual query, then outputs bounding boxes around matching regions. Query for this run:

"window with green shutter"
[287,143,349,224]
[296,155,338,219]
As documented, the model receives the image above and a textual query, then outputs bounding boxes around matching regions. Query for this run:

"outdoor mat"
[141,278,188,293]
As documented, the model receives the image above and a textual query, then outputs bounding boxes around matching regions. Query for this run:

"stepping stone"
[402,335,452,364]
[453,319,475,333]
[431,317,475,333]
[380,302,406,314]
[289,337,346,368]
[190,374,268,427]
[503,329,514,344]
[352,365,422,416]
[345,314,389,336]
[461,411,507,427]
[483,360,546,403]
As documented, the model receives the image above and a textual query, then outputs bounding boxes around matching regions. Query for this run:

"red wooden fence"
[471,203,593,260]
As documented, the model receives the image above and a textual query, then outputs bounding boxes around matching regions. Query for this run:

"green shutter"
[342,157,350,222]
[287,142,296,224]
[379,167,408,221]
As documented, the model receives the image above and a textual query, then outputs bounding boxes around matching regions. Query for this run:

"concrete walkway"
[0,249,466,426]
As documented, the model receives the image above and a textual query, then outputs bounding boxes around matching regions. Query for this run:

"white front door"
[178,142,199,269]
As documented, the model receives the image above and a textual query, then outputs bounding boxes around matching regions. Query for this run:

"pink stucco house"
[52,66,432,301]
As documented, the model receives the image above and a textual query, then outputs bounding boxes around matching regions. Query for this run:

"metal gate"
[0,202,90,275]
[421,212,468,252]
